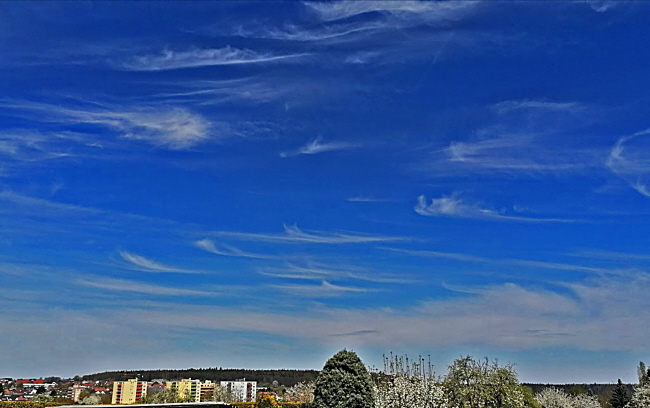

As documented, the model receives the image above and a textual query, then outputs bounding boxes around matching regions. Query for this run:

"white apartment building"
[220,379,256,402]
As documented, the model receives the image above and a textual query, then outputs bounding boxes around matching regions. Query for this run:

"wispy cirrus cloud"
[606,128,650,197]
[270,280,379,298]
[193,239,277,260]
[2,100,214,150]
[434,135,599,175]
[209,224,406,244]
[304,0,477,22]
[415,194,574,223]
[345,196,394,203]
[427,100,602,177]
[383,247,618,275]
[231,21,388,43]
[571,248,650,262]
[259,263,413,284]
[120,46,309,71]
[76,276,218,297]
[586,0,618,13]
[119,251,208,274]
[0,190,99,216]
[280,136,358,157]
[491,99,585,115]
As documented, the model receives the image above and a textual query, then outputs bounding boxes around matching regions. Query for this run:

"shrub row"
[0,403,69,408]
[231,403,304,408]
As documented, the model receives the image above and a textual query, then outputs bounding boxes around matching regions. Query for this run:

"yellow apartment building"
[166,379,201,402]
[112,379,148,404]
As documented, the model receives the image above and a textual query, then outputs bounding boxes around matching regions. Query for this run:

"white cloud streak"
[305,0,476,22]
[120,46,309,71]
[427,100,603,177]
[492,100,585,115]
[383,247,618,275]
[270,280,379,298]
[119,250,208,274]
[2,101,214,150]
[436,136,598,174]
[259,263,414,284]
[571,248,650,262]
[222,0,477,45]
[415,194,575,223]
[606,129,650,197]
[346,197,394,203]
[232,21,388,43]
[209,224,406,244]
[76,277,218,297]
[193,239,277,260]
[280,137,357,157]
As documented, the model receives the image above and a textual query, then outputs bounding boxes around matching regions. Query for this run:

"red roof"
[33,380,44,384]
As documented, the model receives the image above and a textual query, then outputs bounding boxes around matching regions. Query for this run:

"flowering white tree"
[79,394,102,405]
[536,388,600,408]
[212,385,235,403]
[628,384,650,408]
[443,357,525,408]
[572,394,602,408]
[535,388,569,408]
[285,381,315,403]
[374,375,448,408]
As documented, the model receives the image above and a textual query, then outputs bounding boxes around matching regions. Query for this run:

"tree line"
[82,368,319,386]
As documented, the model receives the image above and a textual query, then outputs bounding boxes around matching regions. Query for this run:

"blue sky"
[1,0,649,383]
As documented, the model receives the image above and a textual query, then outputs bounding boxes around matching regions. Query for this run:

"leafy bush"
[0,403,69,408]
[256,395,281,408]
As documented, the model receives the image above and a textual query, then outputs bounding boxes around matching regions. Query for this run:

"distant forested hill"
[523,382,636,404]
[82,368,319,386]
[524,383,635,394]
[81,369,632,395]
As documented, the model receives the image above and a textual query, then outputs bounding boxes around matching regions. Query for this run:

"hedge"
[231,403,304,407]
[0,403,70,408]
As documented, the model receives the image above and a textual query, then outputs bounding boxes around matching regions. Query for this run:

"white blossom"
[285,381,315,403]
[628,384,650,408]
[536,388,600,408]
[374,375,448,408]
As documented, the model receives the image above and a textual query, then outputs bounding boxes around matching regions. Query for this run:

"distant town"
[1,377,272,404]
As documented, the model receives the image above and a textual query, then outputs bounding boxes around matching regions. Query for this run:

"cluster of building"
[0,377,257,404]
[112,379,257,404]
[0,378,110,402]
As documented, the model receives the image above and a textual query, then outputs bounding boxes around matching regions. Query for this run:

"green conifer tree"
[312,349,374,408]
[610,379,630,408]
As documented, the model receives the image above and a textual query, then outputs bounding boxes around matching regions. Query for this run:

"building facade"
[200,380,216,402]
[166,379,201,402]
[112,379,148,404]
[220,379,256,403]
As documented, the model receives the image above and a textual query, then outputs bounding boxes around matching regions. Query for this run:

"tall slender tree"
[610,379,630,408]
[638,362,649,386]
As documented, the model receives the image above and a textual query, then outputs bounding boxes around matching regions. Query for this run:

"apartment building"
[200,380,217,401]
[220,379,256,403]
[112,379,148,404]
[166,379,201,402]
